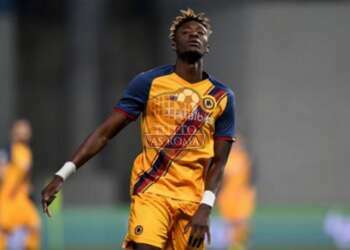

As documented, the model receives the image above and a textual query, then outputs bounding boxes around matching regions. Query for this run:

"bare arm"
[205,140,232,193]
[186,139,233,247]
[41,111,131,216]
[70,111,131,168]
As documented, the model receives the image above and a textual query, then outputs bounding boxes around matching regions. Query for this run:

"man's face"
[173,20,209,61]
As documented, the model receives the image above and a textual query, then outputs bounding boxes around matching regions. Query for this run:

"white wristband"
[200,190,216,207]
[55,161,76,181]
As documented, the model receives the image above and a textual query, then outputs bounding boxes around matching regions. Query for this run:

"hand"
[41,175,64,217]
[184,204,212,248]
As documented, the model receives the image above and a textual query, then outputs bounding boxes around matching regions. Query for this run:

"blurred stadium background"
[1,0,350,249]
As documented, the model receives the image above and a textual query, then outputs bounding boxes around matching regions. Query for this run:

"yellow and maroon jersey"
[115,65,235,202]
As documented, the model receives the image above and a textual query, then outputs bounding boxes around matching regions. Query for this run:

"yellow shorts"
[123,192,204,250]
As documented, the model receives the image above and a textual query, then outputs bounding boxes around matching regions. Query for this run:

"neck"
[175,57,204,83]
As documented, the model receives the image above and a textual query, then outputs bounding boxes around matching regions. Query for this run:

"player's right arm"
[70,111,131,168]
[41,72,150,217]
[41,111,131,217]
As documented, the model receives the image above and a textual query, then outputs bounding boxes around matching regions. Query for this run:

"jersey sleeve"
[214,90,236,141]
[114,73,151,120]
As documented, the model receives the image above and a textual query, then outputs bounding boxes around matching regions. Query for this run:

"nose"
[189,31,200,39]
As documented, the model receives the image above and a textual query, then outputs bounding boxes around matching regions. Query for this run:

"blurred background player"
[0,120,41,250]
[0,149,9,249]
[217,134,255,250]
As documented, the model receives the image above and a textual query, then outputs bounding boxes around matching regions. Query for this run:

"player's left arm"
[186,89,236,248]
[205,140,233,193]
[185,140,232,247]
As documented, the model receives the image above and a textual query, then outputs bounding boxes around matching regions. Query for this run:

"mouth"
[187,40,201,48]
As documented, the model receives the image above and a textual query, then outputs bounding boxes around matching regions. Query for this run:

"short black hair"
[169,8,212,42]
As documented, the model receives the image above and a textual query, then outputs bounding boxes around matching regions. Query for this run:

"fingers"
[187,226,198,248]
[187,226,207,248]
[41,189,57,218]
[42,195,56,215]
[43,201,51,217]
[41,177,64,218]
[41,195,51,217]
[192,238,198,248]
[206,227,211,245]
[184,221,191,234]
[196,237,204,248]
[188,235,194,247]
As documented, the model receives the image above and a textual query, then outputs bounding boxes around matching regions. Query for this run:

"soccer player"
[0,120,41,249]
[41,8,236,250]
[217,135,256,250]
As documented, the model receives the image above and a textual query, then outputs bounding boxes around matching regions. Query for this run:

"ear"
[171,40,177,51]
